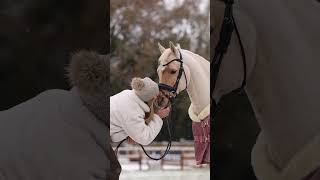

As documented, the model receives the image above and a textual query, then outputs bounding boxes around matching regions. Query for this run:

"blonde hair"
[144,98,156,125]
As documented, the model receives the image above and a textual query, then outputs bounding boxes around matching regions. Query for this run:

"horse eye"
[170,70,177,74]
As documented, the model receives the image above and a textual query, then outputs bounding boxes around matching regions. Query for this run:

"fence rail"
[113,144,204,170]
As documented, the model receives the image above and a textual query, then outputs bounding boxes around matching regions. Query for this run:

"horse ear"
[169,41,177,55]
[158,42,166,54]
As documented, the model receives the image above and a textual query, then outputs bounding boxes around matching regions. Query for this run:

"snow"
[118,158,210,180]
[116,142,209,180]
[120,169,210,180]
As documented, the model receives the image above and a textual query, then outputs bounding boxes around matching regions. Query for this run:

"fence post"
[139,150,142,171]
[180,153,184,170]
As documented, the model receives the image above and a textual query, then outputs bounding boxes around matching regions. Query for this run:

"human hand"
[156,106,171,119]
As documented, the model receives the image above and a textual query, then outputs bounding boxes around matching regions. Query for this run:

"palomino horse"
[157,41,210,164]
[212,1,320,180]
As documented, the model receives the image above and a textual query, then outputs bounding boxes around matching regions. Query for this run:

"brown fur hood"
[66,50,109,95]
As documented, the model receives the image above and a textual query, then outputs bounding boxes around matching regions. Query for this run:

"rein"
[114,107,173,160]
[212,0,247,118]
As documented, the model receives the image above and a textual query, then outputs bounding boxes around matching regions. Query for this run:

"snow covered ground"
[120,168,210,180]
[118,159,210,180]
[115,143,209,180]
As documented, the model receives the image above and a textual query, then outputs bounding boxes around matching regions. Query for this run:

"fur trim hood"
[66,50,109,95]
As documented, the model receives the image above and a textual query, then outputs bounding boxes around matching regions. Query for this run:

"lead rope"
[114,105,173,160]
[139,107,172,160]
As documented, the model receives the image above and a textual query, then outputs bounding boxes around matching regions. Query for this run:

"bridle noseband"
[158,50,188,103]
[212,0,247,118]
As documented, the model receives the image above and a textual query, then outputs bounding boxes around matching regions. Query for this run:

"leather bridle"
[211,0,247,118]
[158,49,188,103]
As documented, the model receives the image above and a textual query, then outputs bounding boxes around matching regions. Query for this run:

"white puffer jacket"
[110,90,163,145]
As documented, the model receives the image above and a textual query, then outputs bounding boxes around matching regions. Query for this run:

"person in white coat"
[110,77,170,146]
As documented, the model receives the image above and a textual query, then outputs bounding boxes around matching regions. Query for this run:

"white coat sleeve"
[121,112,163,145]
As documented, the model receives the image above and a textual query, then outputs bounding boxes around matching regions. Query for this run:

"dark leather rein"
[211,0,247,118]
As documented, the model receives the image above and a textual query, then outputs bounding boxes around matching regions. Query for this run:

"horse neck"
[182,50,210,114]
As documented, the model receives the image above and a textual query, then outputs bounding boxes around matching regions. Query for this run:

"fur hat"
[67,50,108,95]
[66,50,109,123]
[131,77,159,102]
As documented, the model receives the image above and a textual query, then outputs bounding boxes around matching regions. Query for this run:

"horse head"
[157,42,190,93]
[156,41,191,107]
